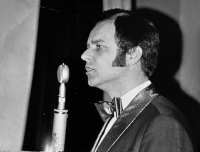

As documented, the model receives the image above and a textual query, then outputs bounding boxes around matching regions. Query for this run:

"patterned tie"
[94,97,123,122]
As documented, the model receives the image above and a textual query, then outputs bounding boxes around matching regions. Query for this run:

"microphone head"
[57,63,69,83]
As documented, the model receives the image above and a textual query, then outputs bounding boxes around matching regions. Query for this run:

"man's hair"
[95,9,159,77]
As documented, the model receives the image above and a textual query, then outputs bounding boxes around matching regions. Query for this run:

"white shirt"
[95,80,151,150]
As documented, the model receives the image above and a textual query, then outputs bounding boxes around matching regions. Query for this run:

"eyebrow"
[87,39,105,46]
[92,39,104,44]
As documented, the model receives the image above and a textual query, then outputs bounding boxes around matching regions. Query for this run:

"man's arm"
[139,115,194,152]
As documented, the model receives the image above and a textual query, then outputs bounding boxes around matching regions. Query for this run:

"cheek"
[94,49,117,69]
[112,51,127,67]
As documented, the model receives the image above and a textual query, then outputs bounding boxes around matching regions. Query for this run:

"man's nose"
[81,49,92,62]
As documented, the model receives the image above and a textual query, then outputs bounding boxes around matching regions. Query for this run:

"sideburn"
[112,48,127,67]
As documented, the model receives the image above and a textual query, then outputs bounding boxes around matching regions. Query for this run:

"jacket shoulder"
[149,95,191,135]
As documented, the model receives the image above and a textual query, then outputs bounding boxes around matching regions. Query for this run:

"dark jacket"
[93,84,194,152]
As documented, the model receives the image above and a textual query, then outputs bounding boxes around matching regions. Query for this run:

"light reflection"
[44,143,53,152]
[44,137,53,152]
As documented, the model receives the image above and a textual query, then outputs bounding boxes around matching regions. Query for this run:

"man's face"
[81,21,126,90]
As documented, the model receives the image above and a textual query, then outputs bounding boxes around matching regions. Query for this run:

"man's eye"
[96,45,103,49]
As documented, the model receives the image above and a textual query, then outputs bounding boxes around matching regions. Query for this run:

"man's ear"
[126,46,142,66]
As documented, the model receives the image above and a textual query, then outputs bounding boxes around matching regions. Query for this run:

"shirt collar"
[120,80,151,110]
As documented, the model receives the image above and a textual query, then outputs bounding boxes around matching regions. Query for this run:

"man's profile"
[81,8,195,152]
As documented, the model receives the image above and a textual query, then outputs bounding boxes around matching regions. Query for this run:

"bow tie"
[94,97,123,122]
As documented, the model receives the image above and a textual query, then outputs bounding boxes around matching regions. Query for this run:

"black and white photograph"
[0,0,199,151]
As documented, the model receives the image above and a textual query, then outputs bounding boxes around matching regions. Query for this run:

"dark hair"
[96,9,159,77]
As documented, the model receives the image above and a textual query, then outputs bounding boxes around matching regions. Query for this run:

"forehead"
[88,20,115,43]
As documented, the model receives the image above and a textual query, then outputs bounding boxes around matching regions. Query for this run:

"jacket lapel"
[96,84,159,152]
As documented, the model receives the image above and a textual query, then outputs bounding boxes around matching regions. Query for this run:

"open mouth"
[85,66,94,73]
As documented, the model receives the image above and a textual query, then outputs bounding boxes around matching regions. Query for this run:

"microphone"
[52,63,69,152]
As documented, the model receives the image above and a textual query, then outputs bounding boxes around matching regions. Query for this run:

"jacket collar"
[96,84,159,152]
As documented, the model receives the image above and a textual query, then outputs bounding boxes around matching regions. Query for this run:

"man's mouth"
[85,66,94,73]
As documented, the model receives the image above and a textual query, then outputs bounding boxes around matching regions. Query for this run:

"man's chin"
[88,80,96,87]
[88,79,101,88]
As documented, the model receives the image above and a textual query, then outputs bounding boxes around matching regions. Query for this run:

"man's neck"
[105,76,149,99]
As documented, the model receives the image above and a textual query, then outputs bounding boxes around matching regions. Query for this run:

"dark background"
[22,0,200,151]
[23,0,104,151]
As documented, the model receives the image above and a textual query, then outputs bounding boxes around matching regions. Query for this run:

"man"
[81,9,194,152]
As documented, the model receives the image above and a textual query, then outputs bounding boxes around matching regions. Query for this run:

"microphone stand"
[52,63,69,152]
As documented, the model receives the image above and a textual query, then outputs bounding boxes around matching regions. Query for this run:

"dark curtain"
[23,1,103,151]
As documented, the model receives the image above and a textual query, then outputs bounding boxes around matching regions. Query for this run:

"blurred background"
[0,0,200,151]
